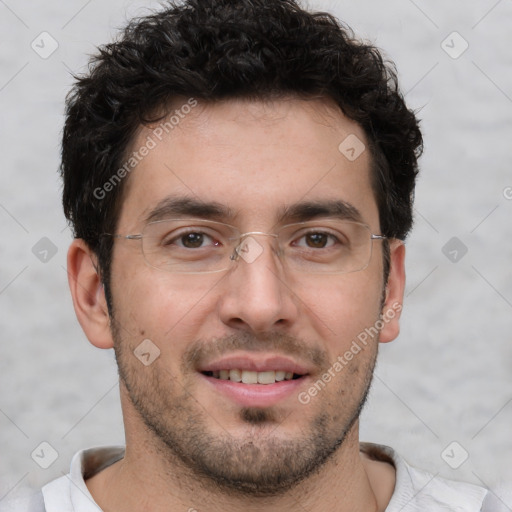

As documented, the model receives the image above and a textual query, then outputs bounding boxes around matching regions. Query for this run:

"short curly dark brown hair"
[61,0,422,312]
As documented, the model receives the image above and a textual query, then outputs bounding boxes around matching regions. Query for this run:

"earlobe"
[379,241,406,344]
[67,239,114,349]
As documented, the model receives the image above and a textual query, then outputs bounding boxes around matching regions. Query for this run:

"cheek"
[111,265,217,347]
[293,273,383,351]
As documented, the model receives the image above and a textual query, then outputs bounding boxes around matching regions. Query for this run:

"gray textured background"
[1,0,511,507]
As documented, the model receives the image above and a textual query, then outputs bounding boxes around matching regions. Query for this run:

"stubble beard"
[111,321,378,497]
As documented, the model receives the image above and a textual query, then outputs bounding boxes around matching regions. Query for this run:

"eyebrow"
[141,196,237,224]
[276,199,363,224]
[141,196,363,226]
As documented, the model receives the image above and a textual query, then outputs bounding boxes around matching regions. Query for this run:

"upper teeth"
[211,370,295,384]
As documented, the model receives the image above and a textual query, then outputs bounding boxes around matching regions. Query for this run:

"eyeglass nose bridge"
[230,231,280,263]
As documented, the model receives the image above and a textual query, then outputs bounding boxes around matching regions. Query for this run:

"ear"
[378,240,406,344]
[66,239,114,349]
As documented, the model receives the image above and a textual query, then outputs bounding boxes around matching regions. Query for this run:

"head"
[63,0,422,497]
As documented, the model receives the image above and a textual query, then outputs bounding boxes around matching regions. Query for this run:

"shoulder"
[360,442,489,512]
[1,446,125,512]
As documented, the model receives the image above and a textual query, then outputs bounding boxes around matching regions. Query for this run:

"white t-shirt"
[2,443,505,511]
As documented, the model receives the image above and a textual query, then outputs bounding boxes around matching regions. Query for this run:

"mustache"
[182,332,329,373]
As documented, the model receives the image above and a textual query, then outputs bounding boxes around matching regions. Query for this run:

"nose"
[216,234,300,333]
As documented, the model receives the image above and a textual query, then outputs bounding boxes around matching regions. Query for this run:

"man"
[7,0,502,510]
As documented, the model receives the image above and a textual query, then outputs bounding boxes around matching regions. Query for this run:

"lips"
[200,373,308,407]
[196,353,313,407]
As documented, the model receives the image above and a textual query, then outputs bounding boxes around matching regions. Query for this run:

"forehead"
[117,97,378,230]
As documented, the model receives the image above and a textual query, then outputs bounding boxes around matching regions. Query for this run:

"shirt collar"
[42,446,124,512]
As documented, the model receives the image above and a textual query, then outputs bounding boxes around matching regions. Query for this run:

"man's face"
[107,98,402,495]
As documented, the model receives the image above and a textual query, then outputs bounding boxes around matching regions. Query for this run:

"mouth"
[197,354,311,407]
[201,369,304,384]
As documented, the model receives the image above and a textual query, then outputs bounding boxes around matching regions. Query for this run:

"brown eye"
[305,233,329,248]
[181,233,206,248]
